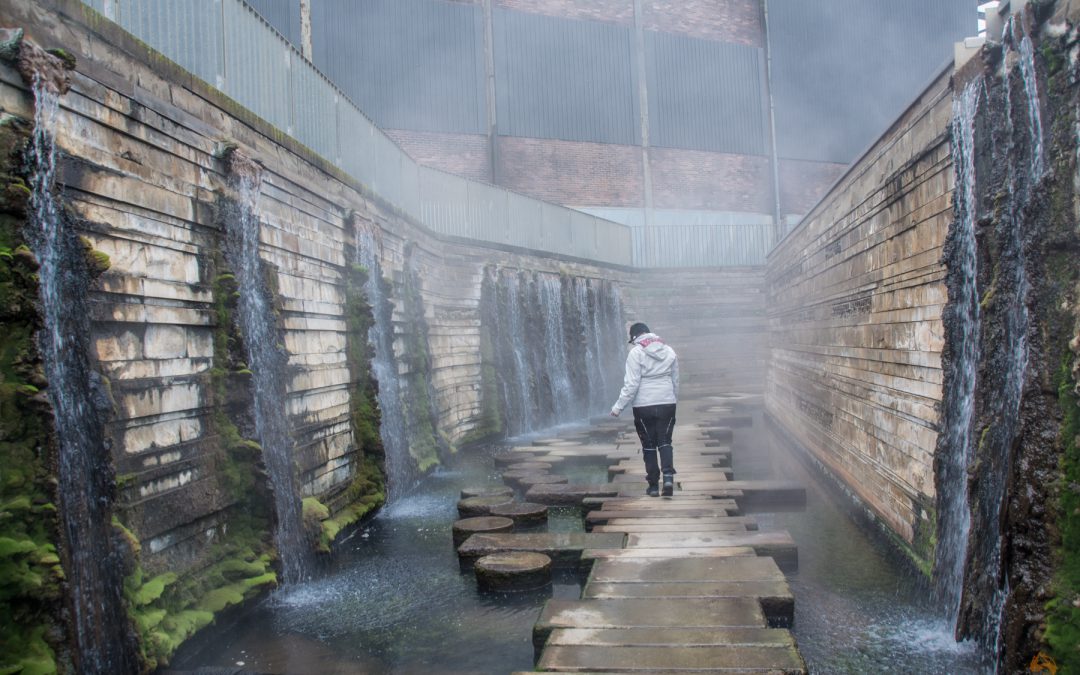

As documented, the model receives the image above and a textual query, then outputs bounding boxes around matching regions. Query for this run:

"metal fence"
[78,0,634,266]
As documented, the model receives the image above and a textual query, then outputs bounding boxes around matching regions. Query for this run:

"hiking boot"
[661,474,674,497]
[646,482,660,497]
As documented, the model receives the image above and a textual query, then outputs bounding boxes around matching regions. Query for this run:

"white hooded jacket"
[611,332,679,414]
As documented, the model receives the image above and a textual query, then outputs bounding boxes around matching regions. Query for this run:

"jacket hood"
[633,333,669,360]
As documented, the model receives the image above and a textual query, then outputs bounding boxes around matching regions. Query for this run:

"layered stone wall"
[0,1,633,668]
[765,67,954,567]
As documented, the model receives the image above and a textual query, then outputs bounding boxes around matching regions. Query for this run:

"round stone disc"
[475,551,552,592]
[457,494,514,518]
[460,486,514,499]
[489,501,548,525]
[452,516,514,547]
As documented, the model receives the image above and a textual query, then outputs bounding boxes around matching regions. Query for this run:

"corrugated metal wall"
[768,0,974,163]
[493,8,639,145]
[632,224,774,268]
[646,31,766,156]
[76,0,634,266]
[311,0,486,134]
[245,0,301,46]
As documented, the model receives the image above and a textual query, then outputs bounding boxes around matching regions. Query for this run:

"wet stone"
[489,501,549,526]
[514,473,569,488]
[505,461,553,471]
[460,486,514,499]
[453,516,515,548]
[457,494,514,518]
[474,551,552,592]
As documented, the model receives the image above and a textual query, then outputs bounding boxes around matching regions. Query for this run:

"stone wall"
[765,67,954,567]
[0,1,633,668]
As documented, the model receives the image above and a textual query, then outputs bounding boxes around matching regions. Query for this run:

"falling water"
[934,78,982,631]
[483,268,625,434]
[575,277,604,411]
[223,165,310,585]
[968,19,1038,660]
[538,274,576,419]
[501,271,534,433]
[353,224,410,498]
[26,76,138,672]
[1016,32,1045,180]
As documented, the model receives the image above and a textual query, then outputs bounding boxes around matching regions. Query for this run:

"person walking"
[610,322,679,497]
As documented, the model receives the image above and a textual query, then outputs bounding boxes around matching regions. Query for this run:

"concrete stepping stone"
[625,532,797,572]
[592,522,751,534]
[457,494,514,517]
[505,461,553,471]
[581,546,759,562]
[610,468,733,483]
[582,581,794,626]
[459,486,513,499]
[601,516,759,530]
[457,532,625,566]
[533,597,767,648]
[545,626,797,648]
[475,551,552,592]
[533,439,581,447]
[588,555,784,583]
[536,644,807,673]
[489,501,549,525]
[452,516,514,547]
[526,483,620,505]
[675,480,806,506]
[494,451,546,466]
[515,473,570,488]
[586,508,741,526]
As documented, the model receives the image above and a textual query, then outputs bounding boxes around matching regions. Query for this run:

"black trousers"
[632,403,676,483]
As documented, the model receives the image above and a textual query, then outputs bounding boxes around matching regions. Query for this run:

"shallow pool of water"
[171,440,600,674]
[731,410,985,674]
[174,414,986,674]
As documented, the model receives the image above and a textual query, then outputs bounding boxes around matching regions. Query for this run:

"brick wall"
[496,136,645,206]
[778,158,848,217]
[643,0,763,46]
[385,129,493,184]
[494,0,634,24]
[650,147,772,213]
[765,69,953,564]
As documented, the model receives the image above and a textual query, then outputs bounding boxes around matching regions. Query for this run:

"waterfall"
[538,274,575,420]
[1016,31,1045,180]
[483,268,625,435]
[353,224,411,498]
[222,164,310,585]
[502,270,534,434]
[26,76,138,672]
[575,277,604,412]
[933,78,982,631]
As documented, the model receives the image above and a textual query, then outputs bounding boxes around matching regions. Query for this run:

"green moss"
[1046,348,1080,669]
[0,115,64,675]
[44,48,76,71]
[121,518,278,670]
[312,457,385,553]
[398,253,446,472]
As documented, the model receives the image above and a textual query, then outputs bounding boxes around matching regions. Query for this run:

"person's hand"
[609,408,620,417]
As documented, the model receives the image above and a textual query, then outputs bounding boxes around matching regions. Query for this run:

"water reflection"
[172,444,596,674]
[734,411,983,674]
[175,413,984,674]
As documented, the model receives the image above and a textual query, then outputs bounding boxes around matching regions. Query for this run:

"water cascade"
[25,74,139,670]
[482,267,624,436]
[221,154,310,585]
[934,10,1065,668]
[353,220,410,497]
[933,77,982,633]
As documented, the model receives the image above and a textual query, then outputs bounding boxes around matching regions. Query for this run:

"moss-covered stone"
[0,111,67,675]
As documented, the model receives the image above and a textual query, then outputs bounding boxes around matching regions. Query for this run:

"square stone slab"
[536,644,807,673]
[457,532,625,565]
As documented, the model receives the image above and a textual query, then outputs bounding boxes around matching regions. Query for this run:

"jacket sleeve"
[612,350,641,413]
[671,351,680,401]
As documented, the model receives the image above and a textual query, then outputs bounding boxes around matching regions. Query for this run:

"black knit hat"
[628,322,650,343]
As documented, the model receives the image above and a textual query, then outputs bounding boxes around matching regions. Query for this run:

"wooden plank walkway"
[483,401,808,674]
